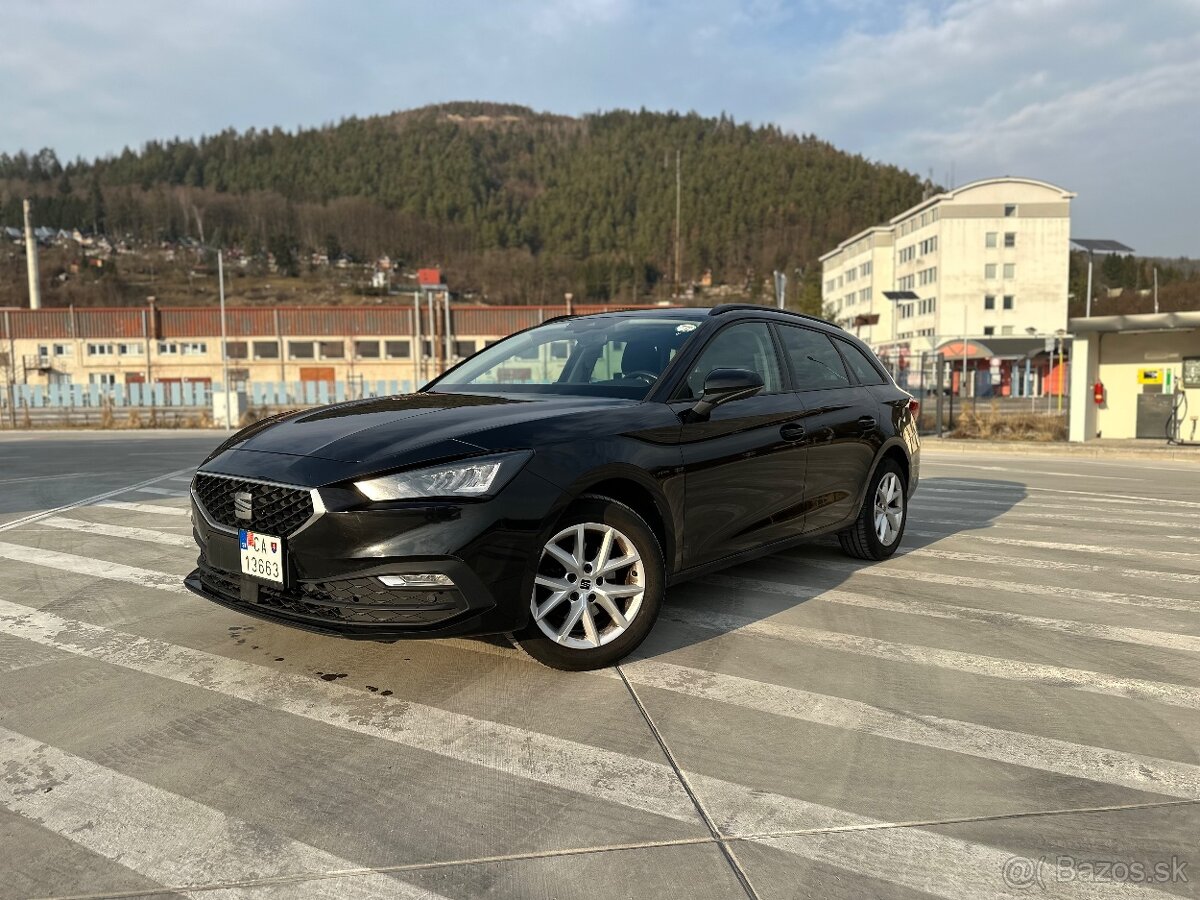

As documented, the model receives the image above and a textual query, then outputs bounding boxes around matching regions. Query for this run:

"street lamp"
[1071,239,1134,317]
[882,290,919,382]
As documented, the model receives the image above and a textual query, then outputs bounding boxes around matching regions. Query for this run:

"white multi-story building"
[820,177,1075,361]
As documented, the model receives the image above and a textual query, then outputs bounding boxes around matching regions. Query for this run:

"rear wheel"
[510,498,664,670]
[838,459,907,560]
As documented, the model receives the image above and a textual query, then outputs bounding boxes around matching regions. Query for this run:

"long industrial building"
[0,302,648,407]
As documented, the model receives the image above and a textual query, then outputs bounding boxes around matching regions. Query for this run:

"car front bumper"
[184,465,564,641]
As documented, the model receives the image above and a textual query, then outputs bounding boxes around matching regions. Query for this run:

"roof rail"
[707,304,839,328]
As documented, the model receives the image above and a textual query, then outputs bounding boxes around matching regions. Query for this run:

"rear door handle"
[857,416,877,428]
[780,423,806,441]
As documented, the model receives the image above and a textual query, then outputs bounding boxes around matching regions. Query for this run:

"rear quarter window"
[836,339,888,385]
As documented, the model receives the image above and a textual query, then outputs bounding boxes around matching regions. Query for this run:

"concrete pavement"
[0,432,1197,898]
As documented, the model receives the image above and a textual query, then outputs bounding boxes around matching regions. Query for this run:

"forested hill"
[0,102,927,304]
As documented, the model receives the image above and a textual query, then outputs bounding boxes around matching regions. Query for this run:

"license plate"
[239,529,284,584]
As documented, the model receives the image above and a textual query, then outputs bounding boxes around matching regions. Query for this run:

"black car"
[186,304,919,669]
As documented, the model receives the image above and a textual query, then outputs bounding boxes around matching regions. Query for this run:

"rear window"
[836,339,888,385]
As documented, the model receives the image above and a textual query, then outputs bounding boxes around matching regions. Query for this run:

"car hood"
[203,391,640,482]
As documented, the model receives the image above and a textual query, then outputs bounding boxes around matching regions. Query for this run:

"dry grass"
[952,405,1067,441]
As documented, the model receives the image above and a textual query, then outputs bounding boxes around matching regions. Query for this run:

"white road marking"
[618,661,1200,798]
[0,602,1173,900]
[779,556,1200,613]
[0,467,194,534]
[915,518,1200,545]
[901,546,1200,586]
[96,500,191,517]
[0,725,447,900]
[924,508,1196,532]
[42,517,195,549]
[915,495,1200,522]
[705,575,1200,654]
[0,542,190,594]
[134,486,188,497]
[0,599,702,826]
[659,606,1200,711]
[0,471,126,486]
[907,530,1200,564]
[950,480,1200,509]
[922,462,1140,481]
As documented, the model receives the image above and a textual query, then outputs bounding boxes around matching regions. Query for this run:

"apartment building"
[820,177,1075,360]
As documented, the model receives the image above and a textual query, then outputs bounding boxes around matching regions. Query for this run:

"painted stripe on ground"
[901,547,1200,586]
[0,602,1167,900]
[0,599,702,826]
[922,508,1200,533]
[704,575,1200,654]
[0,467,194,534]
[0,542,190,594]
[658,606,1200,711]
[777,556,1199,613]
[915,495,1200,522]
[133,486,188,497]
[95,500,191,516]
[924,482,1200,510]
[913,518,1200,546]
[0,725,446,900]
[618,660,1200,798]
[42,516,195,549]
[907,531,1200,565]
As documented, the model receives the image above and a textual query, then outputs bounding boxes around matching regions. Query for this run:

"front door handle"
[780,423,806,442]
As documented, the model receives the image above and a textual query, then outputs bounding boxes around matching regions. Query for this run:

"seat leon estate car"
[186,304,920,670]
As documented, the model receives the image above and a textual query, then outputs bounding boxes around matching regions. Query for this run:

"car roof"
[581,305,842,334]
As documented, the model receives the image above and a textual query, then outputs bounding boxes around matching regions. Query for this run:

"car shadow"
[625,476,1028,663]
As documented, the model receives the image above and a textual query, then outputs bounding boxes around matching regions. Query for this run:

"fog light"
[378,574,454,588]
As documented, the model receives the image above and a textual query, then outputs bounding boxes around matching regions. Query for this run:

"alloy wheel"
[873,471,904,546]
[530,522,645,649]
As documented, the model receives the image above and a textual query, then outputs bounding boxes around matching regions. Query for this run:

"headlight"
[354,451,532,501]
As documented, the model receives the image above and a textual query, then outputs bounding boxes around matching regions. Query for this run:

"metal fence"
[1,379,415,427]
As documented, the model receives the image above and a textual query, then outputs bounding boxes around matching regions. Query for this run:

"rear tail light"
[907,398,920,417]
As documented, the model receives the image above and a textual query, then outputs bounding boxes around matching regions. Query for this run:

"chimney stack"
[23,199,42,310]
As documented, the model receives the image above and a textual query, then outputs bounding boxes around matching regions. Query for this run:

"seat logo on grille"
[234,491,253,521]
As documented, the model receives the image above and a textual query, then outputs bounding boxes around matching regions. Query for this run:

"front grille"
[196,560,465,629]
[193,474,314,537]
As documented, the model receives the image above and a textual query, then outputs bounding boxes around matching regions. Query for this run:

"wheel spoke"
[575,524,587,564]
[592,592,629,627]
[594,527,615,572]
[886,510,902,529]
[535,590,569,620]
[543,543,577,572]
[556,600,586,643]
[580,605,601,646]
[600,582,642,599]
[534,575,571,592]
[876,516,888,541]
[598,552,640,577]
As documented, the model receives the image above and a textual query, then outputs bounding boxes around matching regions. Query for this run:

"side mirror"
[690,368,764,419]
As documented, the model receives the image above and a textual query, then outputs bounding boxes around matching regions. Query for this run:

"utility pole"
[218,250,231,430]
[23,200,42,310]
[1154,267,1159,314]
[1085,251,1094,317]
[674,149,681,299]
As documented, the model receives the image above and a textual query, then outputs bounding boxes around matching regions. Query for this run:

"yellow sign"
[1138,368,1164,385]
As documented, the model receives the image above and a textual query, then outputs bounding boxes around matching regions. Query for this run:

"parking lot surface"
[1,431,1198,899]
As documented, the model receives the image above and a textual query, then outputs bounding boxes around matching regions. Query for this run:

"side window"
[778,326,850,390]
[680,323,782,399]
[836,339,887,385]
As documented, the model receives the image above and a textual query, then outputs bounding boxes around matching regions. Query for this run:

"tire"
[838,458,907,561]
[509,497,664,671]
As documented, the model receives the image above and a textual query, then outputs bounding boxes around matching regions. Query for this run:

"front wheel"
[510,498,664,670]
[838,459,907,560]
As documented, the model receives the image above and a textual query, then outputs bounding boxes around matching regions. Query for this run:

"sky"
[1,0,1198,256]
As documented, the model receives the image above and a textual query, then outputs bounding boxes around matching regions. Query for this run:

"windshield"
[428,316,702,398]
